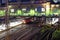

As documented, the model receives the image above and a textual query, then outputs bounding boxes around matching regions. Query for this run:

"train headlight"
[22,20,26,24]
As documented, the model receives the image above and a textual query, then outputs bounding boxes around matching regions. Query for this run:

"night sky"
[0,0,31,3]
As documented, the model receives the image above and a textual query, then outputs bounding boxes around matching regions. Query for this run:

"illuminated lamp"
[56,5,59,7]
[22,8,26,11]
[8,5,12,8]
[10,9,14,12]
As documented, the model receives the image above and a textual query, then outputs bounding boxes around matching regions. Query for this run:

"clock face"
[53,0,58,3]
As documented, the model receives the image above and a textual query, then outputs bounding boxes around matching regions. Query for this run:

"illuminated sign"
[10,9,14,13]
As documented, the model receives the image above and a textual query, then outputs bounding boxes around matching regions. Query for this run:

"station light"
[8,5,12,8]
[22,8,26,11]
[10,9,14,12]
[51,4,55,8]
[56,5,59,7]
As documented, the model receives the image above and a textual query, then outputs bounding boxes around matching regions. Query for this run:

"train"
[22,17,33,24]
[0,9,41,17]
[0,9,59,17]
[22,17,39,24]
[0,8,59,22]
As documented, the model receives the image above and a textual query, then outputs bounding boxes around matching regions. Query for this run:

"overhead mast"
[5,0,10,40]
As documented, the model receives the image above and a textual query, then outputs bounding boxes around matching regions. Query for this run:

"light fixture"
[10,9,14,12]
[22,8,26,11]
[56,5,59,7]
[51,4,55,7]
[8,5,12,8]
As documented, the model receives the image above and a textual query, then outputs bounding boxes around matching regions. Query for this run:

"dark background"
[0,0,60,5]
